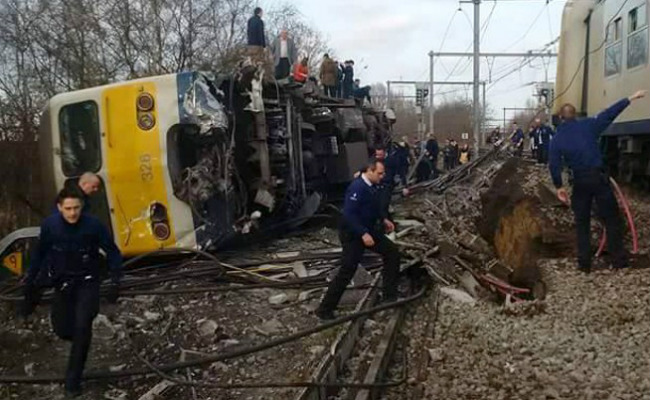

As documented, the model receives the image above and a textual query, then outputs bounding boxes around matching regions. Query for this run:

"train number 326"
[139,154,154,182]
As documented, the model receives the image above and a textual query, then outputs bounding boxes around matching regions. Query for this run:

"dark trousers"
[537,145,549,164]
[324,85,336,97]
[571,170,627,269]
[51,279,100,391]
[342,82,353,98]
[318,229,400,312]
[275,58,291,80]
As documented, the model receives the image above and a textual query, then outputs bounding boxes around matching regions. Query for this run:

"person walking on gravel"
[315,159,400,320]
[21,188,122,397]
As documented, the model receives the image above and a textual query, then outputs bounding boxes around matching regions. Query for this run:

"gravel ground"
[383,157,650,400]
[424,262,650,400]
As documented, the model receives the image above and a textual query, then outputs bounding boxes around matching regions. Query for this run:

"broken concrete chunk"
[144,311,162,322]
[291,261,308,278]
[24,362,34,377]
[196,319,219,337]
[220,339,240,347]
[269,293,289,305]
[428,348,444,363]
[137,380,175,400]
[109,364,126,372]
[309,346,326,356]
[104,388,127,400]
[440,287,476,304]
[254,318,284,337]
[458,271,481,298]
[93,314,116,340]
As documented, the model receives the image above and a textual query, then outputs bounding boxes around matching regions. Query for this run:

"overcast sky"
[269,0,567,127]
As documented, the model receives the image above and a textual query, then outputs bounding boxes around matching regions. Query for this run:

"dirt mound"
[478,159,572,271]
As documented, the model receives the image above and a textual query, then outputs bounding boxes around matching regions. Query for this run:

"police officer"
[549,90,646,273]
[58,172,101,214]
[510,122,524,157]
[22,188,122,397]
[533,118,554,164]
[315,159,400,320]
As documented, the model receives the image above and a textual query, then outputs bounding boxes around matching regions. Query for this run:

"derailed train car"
[1,61,394,269]
[555,0,650,185]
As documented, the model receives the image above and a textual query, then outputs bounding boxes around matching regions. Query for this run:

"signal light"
[138,113,156,130]
[137,93,155,111]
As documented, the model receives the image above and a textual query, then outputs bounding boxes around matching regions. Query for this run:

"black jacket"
[26,213,122,286]
[247,15,266,47]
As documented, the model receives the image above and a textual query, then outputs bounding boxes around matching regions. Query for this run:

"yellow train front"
[38,73,199,257]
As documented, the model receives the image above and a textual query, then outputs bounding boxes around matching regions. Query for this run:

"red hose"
[596,227,606,257]
[609,177,639,254]
[594,177,638,257]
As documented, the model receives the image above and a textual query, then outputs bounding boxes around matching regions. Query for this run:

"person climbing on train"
[293,57,309,83]
[315,159,400,320]
[21,188,122,397]
[549,90,646,274]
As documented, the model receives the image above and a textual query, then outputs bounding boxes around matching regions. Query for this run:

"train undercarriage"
[167,64,394,249]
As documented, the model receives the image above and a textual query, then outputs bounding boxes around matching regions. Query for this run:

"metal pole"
[472,0,480,155]
[386,80,391,108]
[503,108,506,129]
[482,81,486,148]
[428,51,434,136]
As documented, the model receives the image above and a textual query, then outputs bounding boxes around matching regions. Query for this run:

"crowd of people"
[247,7,372,104]
[487,117,556,165]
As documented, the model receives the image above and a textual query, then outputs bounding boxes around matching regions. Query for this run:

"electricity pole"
[472,0,480,155]
[428,51,434,136]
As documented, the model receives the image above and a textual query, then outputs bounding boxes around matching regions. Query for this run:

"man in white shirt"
[270,30,297,80]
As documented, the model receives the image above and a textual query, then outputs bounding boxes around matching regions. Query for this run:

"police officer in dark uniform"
[315,159,400,320]
[549,90,646,273]
[533,118,554,164]
[22,188,122,397]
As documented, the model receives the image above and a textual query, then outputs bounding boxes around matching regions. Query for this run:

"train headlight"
[137,93,155,111]
[138,113,156,130]
[150,202,171,241]
[152,222,171,241]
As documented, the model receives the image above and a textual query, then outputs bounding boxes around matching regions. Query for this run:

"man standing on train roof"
[549,90,646,274]
[22,188,122,397]
[315,159,400,320]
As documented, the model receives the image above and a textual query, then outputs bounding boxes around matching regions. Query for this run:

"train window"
[627,4,648,69]
[628,4,647,33]
[59,101,101,177]
[606,18,622,43]
[605,18,623,76]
